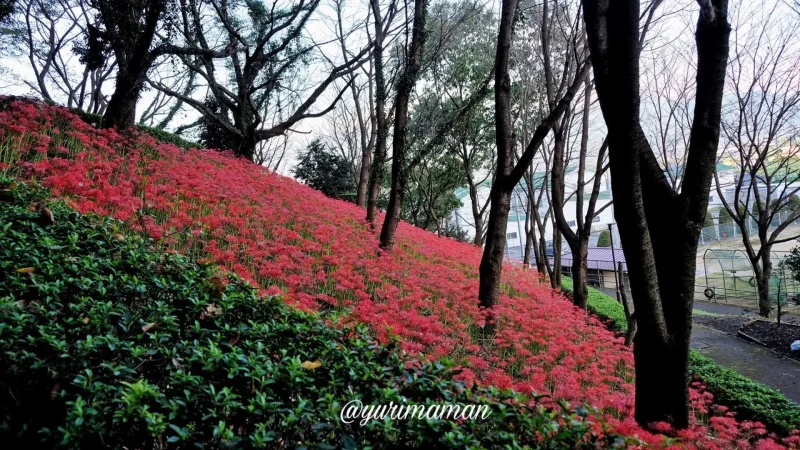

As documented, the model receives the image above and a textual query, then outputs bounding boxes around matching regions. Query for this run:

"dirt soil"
[740,320,800,361]
[693,314,750,335]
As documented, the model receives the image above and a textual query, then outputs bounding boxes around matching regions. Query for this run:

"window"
[567,220,576,227]
[593,216,601,223]
[709,195,715,202]
[507,232,518,240]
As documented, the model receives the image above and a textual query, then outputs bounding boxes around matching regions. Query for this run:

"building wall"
[448,171,616,250]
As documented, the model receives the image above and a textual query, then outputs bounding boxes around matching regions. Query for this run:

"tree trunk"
[366,0,388,224]
[551,227,562,289]
[102,74,141,129]
[99,0,167,130]
[633,330,690,426]
[570,238,589,309]
[380,171,405,248]
[523,224,533,268]
[473,214,484,246]
[581,0,730,429]
[755,258,773,317]
[478,0,517,316]
[357,148,372,207]
[378,0,425,250]
[478,187,512,329]
[618,261,637,346]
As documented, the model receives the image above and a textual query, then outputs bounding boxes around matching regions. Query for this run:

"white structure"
[448,168,615,259]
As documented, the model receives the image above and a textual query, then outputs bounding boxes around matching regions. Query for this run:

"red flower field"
[1,100,797,449]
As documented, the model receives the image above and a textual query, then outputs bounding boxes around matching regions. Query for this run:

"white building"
[448,168,615,260]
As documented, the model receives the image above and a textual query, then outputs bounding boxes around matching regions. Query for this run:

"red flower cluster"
[1,100,797,449]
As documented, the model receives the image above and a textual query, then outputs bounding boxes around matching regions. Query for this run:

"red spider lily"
[1,99,796,449]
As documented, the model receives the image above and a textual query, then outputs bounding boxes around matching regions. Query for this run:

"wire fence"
[700,249,800,314]
[699,209,800,245]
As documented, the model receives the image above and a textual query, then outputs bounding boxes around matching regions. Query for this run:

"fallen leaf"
[197,257,214,265]
[81,317,89,324]
[172,358,183,370]
[38,206,55,225]
[0,181,16,192]
[205,303,223,316]
[16,267,35,274]
[209,276,227,298]
[300,360,323,370]
[50,382,60,400]
[113,233,125,241]
[228,332,241,345]
[141,322,157,333]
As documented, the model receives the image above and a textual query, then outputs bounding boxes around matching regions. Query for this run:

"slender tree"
[580,0,730,428]
[551,76,611,309]
[365,0,399,223]
[478,0,587,320]
[379,0,490,250]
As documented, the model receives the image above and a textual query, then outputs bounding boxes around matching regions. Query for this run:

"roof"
[559,246,626,271]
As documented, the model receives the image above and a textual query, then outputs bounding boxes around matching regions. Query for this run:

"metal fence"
[699,209,800,245]
[700,249,800,312]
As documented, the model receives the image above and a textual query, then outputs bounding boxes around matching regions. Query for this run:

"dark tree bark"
[618,261,638,346]
[581,0,730,428]
[99,0,167,130]
[478,0,587,320]
[365,0,394,224]
[378,0,426,249]
[380,69,491,248]
[551,77,611,309]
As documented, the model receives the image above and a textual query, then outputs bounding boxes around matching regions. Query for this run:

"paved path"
[691,324,800,403]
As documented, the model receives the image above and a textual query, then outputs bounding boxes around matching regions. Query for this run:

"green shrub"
[562,277,800,435]
[561,278,626,331]
[689,353,800,435]
[0,180,630,449]
[596,230,611,248]
[718,207,733,224]
[788,194,800,211]
[704,210,716,227]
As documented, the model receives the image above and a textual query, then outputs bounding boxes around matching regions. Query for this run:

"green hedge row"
[0,180,632,449]
[561,277,800,435]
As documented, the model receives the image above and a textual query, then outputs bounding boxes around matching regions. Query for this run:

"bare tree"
[150,0,370,159]
[330,0,377,207]
[366,0,400,223]
[714,0,800,317]
[641,45,695,190]
[7,0,114,114]
[139,65,198,129]
[581,0,730,429]
[478,0,588,320]
[551,75,610,308]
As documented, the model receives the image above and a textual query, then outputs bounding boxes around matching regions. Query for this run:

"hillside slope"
[0,99,795,448]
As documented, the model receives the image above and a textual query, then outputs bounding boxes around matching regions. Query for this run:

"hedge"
[0,179,632,449]
[561,277,800,435]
